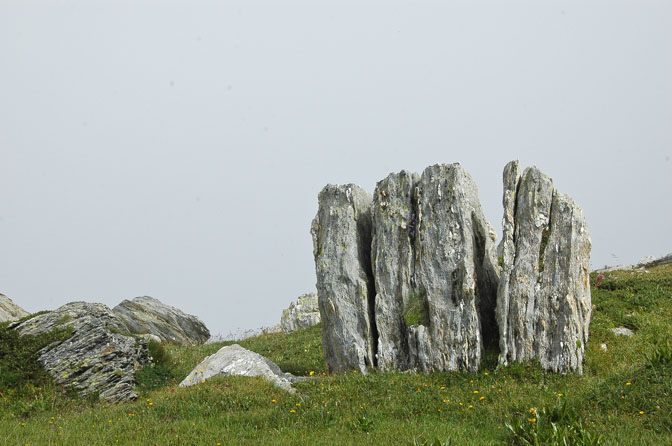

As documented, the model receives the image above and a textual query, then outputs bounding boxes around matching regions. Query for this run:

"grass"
[1,264,671,445]
[404,291,430,327]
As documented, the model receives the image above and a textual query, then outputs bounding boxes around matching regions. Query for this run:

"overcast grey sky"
[2,1,670,337]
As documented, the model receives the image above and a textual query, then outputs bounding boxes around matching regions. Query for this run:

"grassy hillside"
[1,265,671,445]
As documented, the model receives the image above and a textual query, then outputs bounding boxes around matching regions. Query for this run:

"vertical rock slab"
[412,164,500,372]
[497,163,592,373]
[371,170,419,371]
[311,184,376,373]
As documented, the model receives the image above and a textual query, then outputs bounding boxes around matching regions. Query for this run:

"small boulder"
[280,293,320,333]
[14,302,150,403]
[0,294,29,322]
[611,327,634,337]
[179,344,308,392]
[113,296,210,345]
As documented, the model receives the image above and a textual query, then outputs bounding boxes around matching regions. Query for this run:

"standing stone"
[0,294,30,322]
[280,292,321,333]
[371,170,419,371]
[311,184,376,373]
[410,164,500,372]
[497,163,592,373]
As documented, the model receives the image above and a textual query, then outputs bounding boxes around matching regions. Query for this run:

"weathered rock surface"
[280,292,321,333]
[0,293,29,322]
[179,344,308,392]
[371,165,500,372]
[410,164,500,372]
[312,161,591,375]
[14,302,150,402]
[311,184,377,373]
[496,161,592,373]
[371,170,419,371]
[113,296,210,345]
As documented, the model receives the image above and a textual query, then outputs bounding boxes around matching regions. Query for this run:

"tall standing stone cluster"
[311,161,591,375]
[496,161,592,373]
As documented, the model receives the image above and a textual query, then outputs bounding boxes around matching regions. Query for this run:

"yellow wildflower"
[528,417,536,423]
[626,382,632,386]
[479,396,485,401]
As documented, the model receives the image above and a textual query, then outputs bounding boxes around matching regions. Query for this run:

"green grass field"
[1,265,671,445]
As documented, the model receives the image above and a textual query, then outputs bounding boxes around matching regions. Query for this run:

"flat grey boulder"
[611,327,634,337]
[113,296,210,345]
[0,293,29,322]
[311,184,377,373]
[14,302,150,403]
[179,344,307,392]
[496,161,592,373]
[281,292,320,333]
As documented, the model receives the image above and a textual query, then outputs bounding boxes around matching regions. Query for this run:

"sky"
[1,1,671,338]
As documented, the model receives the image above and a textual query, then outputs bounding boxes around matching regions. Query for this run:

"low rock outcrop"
[311,184,377,373]
[179,344,309,392]
[280,292,320,333]
[496,161,592,373]
[0,293,29,322]
[14,302,150,402]
[113,296,210,345]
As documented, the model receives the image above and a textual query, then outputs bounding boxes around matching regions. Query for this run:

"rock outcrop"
[594,253,672,273]
[113,296,210,345]
[496,161,592,373]
[311,184,377,373]
[371,165,499,372]
[0,293,29,322]
[14,302,150,402]
[280,292,320,333]
[312,161,592,375]
[179,344,309,392]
